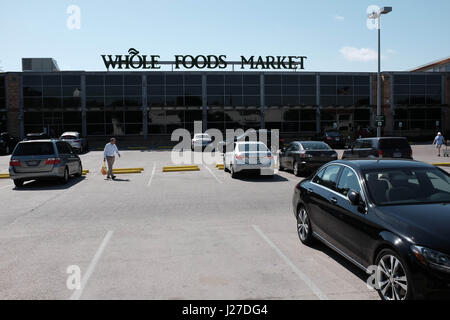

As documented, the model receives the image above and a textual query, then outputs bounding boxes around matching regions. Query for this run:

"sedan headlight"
[411,245,450,273]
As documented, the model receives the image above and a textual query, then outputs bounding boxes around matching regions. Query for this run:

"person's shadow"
[104,178,130,182]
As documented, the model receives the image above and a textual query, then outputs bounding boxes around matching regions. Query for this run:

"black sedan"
[279,141,338,176]
[292,159,450,300]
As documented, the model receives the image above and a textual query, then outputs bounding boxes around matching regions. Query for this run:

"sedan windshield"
[364,167,450,205]
[301,142,331,150]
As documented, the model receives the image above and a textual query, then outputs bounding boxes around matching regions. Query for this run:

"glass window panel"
[208,122,225,132]
[64,112,82,123]
[410,75,426,84]
[224,95,243,106]
[265,108,282,121]
[185,110,202,122]
[24,112,43,124]
[427,75,441,85]
[87,111,104,123]
[283,109,299,121]
[86,75,104,85]
[320,75,336,85]
[166,95,184,106]
[282,96,300,105]
[300,96,316,105]
[23,75,42,86]
[185,96,202,106]
[124,111,142,123]
[300,110,316,121]
[299,75,316,85]
[43,75,61,86]
[300,121,316,131]
[166,110,184,123]
[148,85,165,95]
[207,74,224,85]
[243,74,259,85]
[105,111,124,124]
[63,97,81,108]
[282,122,299,132]
[105,97,123,107]
[394,95,409,105]
[243,96,259,106]
[337,96,354,106]
[147,74,164,85]
[166,123,184,133]
[87,124,105,135]
[320,86,336,95]
[394,85,409,95]
[124,75,141,86]
[62,75,80,86]
[123,86,142,96]
[410,96,426,104]
[355,96,370,106]
[282,75,299,86]
[300,85,316,95]
[265,96,281,106]
[63,124,82,132]
[105,75,123,85]
[124,97,142,106]
[394,75,409,85]
[243,85,259,95]
[184,74,202,85]
[354,86,370,95]
[321,96,336,106]
[207,86,224,95]
[63,86,82,97]
[23,86,43,96]
[282,86,299,95]
[265,86,281,95]
[225,86,242,95]
[43,86,62,96]
[337,86,353,95]
[105,123,125,135]
[43,97,62,108]
[354,76,370,85]
[148,124,165,134]
[207,96,224,106]
[265,75,281,85]
[105,86,123,96]
[337,75,353,85]
[411,85,426,95]
[166,74,183,85]
[265,122,282,130]
[207,109,224,122]
[426,85,441,95]
[148,95,165,106]
[86,97,104,107]
[185,86,202,95]
[86,86,104,96]
[225,74,242,85]
[427,95,441,105]
[148,109,165,124]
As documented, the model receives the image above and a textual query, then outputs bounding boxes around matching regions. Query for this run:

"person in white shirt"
[104,138,121,179]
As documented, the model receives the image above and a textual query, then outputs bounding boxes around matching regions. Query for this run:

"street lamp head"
[380,7,392,14]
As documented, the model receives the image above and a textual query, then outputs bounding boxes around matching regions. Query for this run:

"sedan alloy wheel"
[376,251,409,300]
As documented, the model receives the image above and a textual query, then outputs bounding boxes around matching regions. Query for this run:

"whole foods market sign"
[101,48,307,70]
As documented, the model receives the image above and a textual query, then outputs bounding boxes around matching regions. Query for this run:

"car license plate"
[27,160,40,166]
[393,152,402,157]
[335,138,340,141]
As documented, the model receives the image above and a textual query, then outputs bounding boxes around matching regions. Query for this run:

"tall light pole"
[368,6,392,137]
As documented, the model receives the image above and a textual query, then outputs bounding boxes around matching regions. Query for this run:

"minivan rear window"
[60,135,77,140]
[379,138,410,149]
[13,142,55,156]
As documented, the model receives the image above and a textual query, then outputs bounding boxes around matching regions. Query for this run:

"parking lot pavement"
[1,144,448,300]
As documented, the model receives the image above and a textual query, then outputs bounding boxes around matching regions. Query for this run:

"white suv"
[191,133,212,151]
[223,141,274,178]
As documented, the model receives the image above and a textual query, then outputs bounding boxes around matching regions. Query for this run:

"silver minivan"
[9,139,83,188]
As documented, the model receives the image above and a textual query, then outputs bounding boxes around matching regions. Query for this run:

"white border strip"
[252,225,328,300]
[203,164,223,184]
[147,163,157,187]
[70,230,114,300]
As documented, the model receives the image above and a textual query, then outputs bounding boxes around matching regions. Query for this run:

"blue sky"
[1,0,449,72]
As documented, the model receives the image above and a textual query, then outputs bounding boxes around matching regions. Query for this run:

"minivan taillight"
[45,158,61,165]
[9,160,21,167]
[235,154,245,160]
[378,150,383,157]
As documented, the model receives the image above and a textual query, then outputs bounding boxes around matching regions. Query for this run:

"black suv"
[321,130,345,149]
[342,137,412,159]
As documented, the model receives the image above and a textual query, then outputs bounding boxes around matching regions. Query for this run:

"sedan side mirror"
[348,190,360,206]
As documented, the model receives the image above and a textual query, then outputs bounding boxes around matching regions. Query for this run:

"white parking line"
[70,230,113,300]
[147,163,156,187]
[0,184,12,190]
[252,225,328,300]
[203,164,223,184]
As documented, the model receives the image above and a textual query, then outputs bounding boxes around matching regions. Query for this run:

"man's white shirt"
[104,143,120,158]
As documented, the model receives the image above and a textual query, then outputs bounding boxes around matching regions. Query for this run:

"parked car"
[191,133,212,151]
[320,130,346,149]
[292,159,450,300]
[218,129,283,154]
[0,132,19,155]
[23,132,49,141]
[60,131,89,153]
[9,139,83,188]
[278,141,338,176]
[342,137,412,159]
[223,141,274,178]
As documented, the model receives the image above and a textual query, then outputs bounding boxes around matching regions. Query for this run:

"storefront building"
[0,58,449,143]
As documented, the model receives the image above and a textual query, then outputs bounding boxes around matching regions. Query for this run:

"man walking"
[104,138,121,179]
[433,132,445,157]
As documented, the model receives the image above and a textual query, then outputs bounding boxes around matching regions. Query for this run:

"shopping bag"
[101,160,107,175]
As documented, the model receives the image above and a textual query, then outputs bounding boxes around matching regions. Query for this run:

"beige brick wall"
[6,74,21,137]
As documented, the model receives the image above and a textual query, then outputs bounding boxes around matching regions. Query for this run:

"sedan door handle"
[329,197,338,204]
[307,188,313,193]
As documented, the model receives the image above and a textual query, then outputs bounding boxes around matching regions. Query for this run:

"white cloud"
[386,48,397,54]
[335,15,345,21]
[340,46,378,62]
